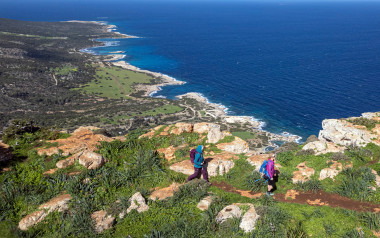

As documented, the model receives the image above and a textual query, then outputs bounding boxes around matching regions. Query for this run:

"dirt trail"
[212,181,380,213]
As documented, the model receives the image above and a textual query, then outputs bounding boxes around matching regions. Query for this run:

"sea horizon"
[2,1,380,141]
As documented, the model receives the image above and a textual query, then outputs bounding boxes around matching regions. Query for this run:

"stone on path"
[18,194,72,231]
[91,210,115,233]
[285,190,299,200]
[197,196,214,211]
[149,183,180,201]
[292,162,315,184]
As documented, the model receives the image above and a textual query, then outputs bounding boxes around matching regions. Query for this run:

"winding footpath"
[212,181,380,213]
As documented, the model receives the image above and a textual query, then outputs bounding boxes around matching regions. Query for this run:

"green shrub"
[331,152,349,161]
[295,180,322,193]
[348,118,378,130]
[245,171,267,192]
[338,167,376,201]
[276,151,295,166]
[296,149,315,156]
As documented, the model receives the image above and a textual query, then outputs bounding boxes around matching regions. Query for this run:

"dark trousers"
[187,166,209,182]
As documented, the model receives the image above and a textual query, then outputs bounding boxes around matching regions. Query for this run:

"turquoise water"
[2,1,380,140]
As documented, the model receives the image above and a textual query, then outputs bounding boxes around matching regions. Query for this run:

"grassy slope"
[1,127,379,237]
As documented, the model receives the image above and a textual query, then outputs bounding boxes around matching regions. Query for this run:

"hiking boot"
[266,192,274,196]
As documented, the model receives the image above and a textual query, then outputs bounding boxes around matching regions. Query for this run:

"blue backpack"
[259,160,270,178]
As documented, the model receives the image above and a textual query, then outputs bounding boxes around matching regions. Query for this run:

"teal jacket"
[194,145,204,169]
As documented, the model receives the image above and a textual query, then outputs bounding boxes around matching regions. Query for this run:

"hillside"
[0,112,379,237]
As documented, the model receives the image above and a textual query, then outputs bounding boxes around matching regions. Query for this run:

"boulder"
[216,205,242,224]
[318,119,373,147]
[78,151,105,169]
[239,205,260,233]
[170,156,235,177]
[207,124,225,144]
[193,122,213,134]
[217,137,249,154]
[18,194,72,231]
[197,196,214,211]
[157,146,176,161]
[126,192,149,214]
[292,162,315,183]
[207,159,235,176]
[91,210,115,233]
[149,183,180,201]
[170,123,193,135]
[216,203,259,232]
[302,141,345,155]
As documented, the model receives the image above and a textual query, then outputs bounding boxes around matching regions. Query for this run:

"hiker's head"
[196,145,204,154]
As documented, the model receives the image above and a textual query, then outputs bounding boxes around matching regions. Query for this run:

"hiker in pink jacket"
[264,155,276,196]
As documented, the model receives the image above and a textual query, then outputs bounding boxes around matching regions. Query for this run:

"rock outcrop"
[318,119,374,147]
[37,126,113,156]
[207,124,225,144]
[170,123,193,135]
[19,194,72,231]
[157,146,176,161]
[149,183,180,201]
[292,162,315,183]
[319,161,352,181]
[217,137,249,154]
[91,210,115,233]
[56,151,83,169]
[302,140,345,155]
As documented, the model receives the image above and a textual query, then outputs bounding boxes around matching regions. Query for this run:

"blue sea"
[2,0,380,140]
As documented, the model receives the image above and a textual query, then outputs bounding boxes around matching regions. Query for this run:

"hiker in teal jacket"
[187,145,209,182]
